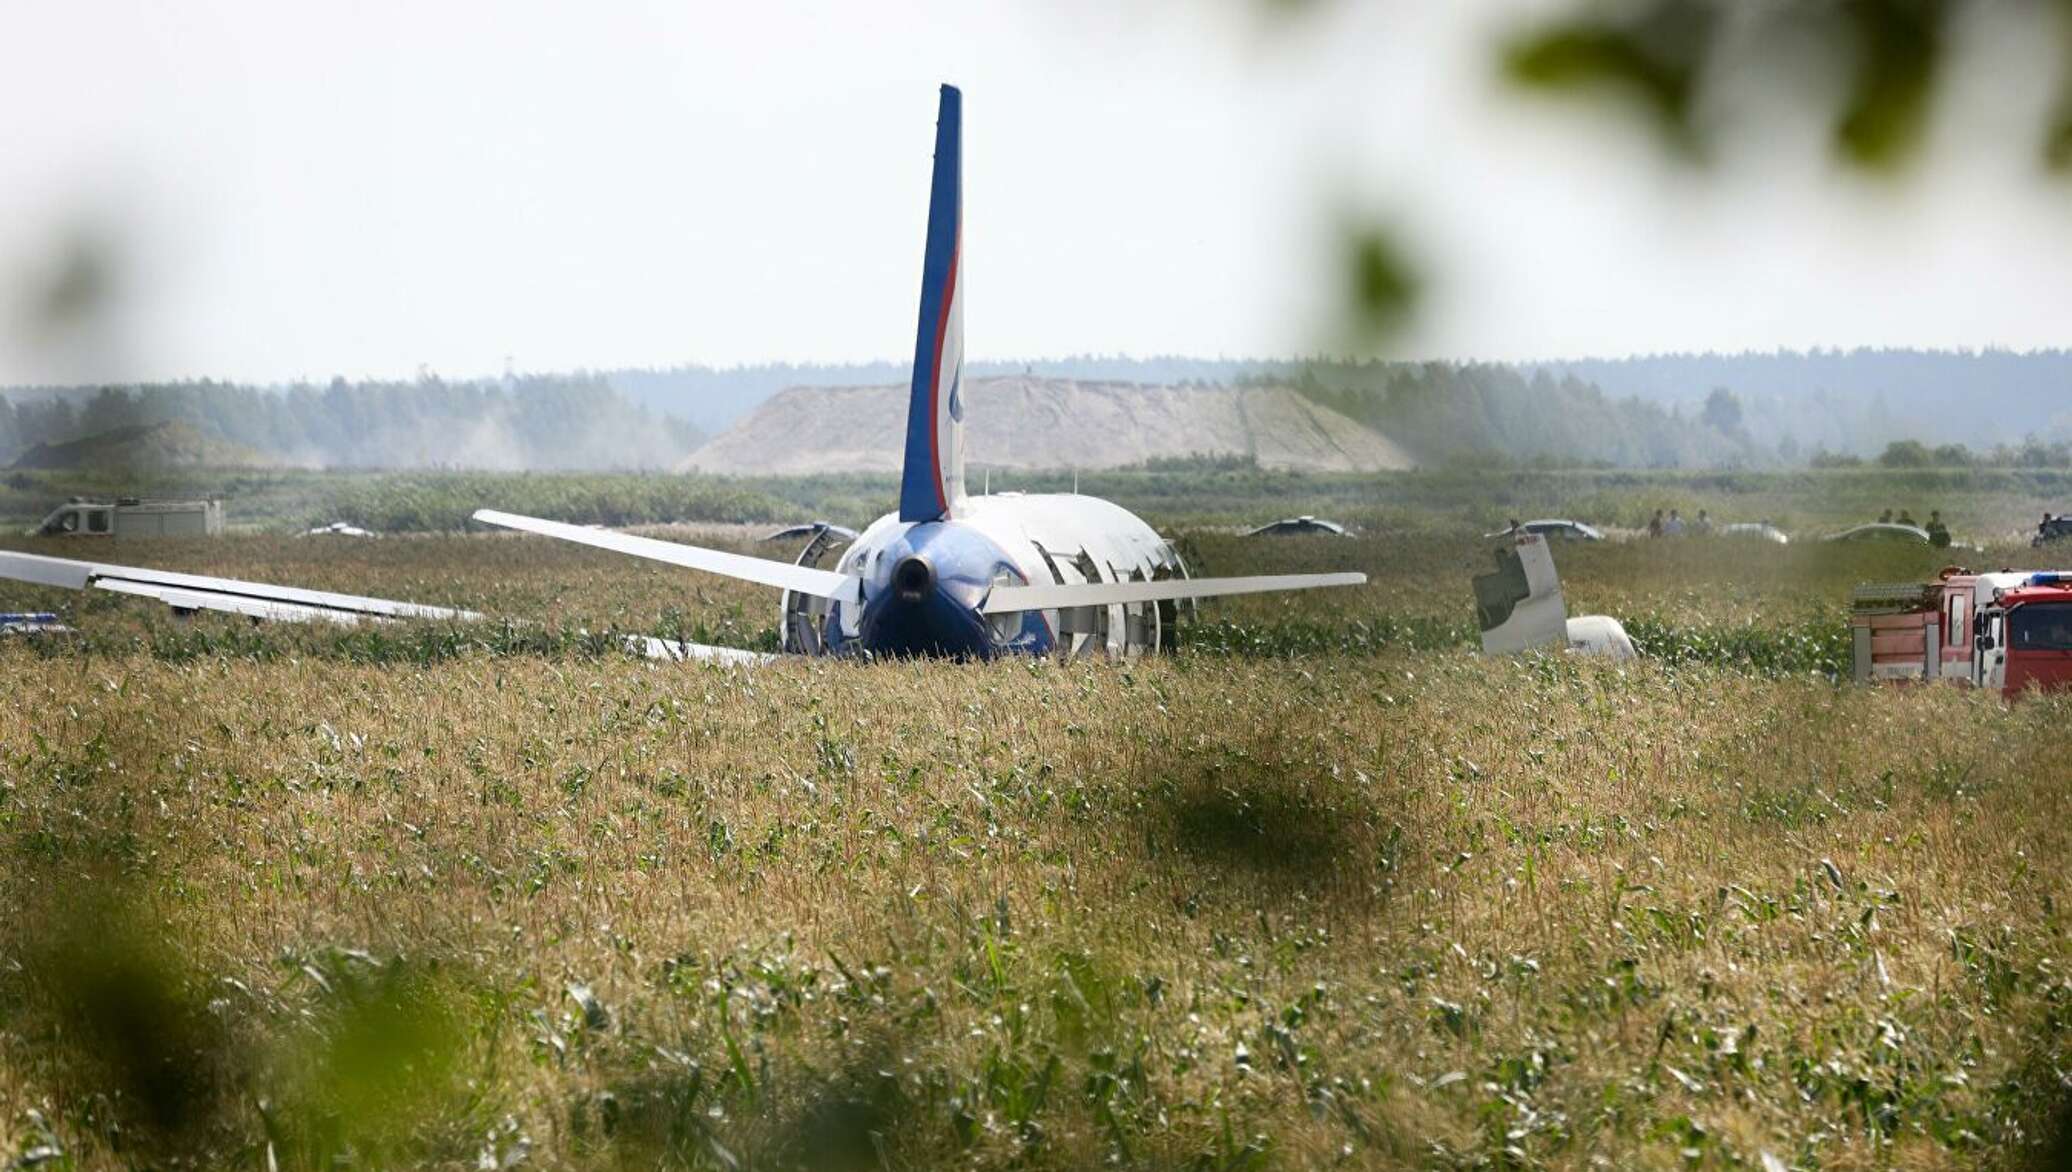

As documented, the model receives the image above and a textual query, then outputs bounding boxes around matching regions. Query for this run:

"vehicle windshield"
[2009,603,2072,651]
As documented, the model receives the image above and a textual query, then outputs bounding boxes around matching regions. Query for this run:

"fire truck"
[1850,568,2072,697]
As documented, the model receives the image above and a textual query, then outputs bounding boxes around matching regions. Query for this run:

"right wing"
[472,509,862,604]
[981,572,1366,614]
[2,548,772,664]
[0,550,478,625]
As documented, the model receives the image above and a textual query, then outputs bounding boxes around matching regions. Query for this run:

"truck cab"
[33,501,115,536]
[1974,578,2072,697]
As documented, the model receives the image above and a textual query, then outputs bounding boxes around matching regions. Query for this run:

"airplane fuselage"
[788,492,1189,659]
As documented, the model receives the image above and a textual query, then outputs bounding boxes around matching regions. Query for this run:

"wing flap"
[472,510,862,603]
[981,572,1365,614]
[94,579,367,625]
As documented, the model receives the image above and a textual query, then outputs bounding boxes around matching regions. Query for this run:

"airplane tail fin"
[899,84,965,522]
[1474,532,1570,655]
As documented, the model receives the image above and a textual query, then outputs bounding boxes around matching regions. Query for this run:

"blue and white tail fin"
[900,84,965,523]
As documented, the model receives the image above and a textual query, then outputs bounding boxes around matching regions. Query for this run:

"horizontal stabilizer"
[0,550,477,623]
[472,510,863,603]
[980,572,1366,614]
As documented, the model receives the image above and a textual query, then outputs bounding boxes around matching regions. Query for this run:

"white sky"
[2,0,2068,385]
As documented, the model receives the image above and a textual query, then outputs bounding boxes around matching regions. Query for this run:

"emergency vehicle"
[1850,567,2072,697]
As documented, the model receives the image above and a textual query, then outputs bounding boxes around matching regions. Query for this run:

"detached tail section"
[900,84,966,522]
[1474,533,1640,660]
[1474,533,1570,655]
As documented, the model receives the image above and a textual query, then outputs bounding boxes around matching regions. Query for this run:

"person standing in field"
[1879,509,1894,523]
[1693,508,1713,534]
[1926,510,1951,547]
[1665,509,1686,536]
[1648,509,1664,539]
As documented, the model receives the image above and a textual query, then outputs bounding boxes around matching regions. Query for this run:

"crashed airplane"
[0,85,1365,661]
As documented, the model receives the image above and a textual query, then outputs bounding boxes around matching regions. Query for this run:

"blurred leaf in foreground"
[1344,224,1421,345]
[1501,0,1716,154]
[1834,0,1945,169]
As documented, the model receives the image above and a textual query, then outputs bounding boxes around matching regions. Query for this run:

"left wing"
[0,550,477,625]
[980,572,1366,614]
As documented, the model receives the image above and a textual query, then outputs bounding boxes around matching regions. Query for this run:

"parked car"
[1246,515,1354,537]
[1716,522,1789,545]
[1826,523,1931,545]
[1482,519,1604,542]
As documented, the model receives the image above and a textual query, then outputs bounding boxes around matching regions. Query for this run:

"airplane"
[0,85,1365,662]
[1472,531,1637,660]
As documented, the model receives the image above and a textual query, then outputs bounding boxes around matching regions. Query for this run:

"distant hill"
[9,421,273,470]
[681,376,1415,475]
[604,357,1281,434]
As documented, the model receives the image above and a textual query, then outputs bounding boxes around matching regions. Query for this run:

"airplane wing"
[980,572,1366,614]
[472,510,863,604]
[2,548,773,664]
[625,635,775,667]
[0,550,478,624]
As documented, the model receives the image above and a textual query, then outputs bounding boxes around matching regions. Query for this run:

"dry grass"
[0,522,2012,647]
[1,638,2067,1169]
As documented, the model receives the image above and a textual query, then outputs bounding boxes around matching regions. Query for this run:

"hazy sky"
[4,0,2069,385]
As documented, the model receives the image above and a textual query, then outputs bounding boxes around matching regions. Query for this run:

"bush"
[1878,440,1934,468]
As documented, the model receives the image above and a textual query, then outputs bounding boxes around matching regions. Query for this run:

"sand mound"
[681,376,1413,475]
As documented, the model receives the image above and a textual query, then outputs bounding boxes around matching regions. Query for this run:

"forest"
[1276,360,2072,470]
[0,374,703,471]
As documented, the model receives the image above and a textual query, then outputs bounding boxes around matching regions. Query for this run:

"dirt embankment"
[680,376,1415,475]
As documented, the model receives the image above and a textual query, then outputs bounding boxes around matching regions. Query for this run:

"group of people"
[1646,508,1711,538]
[1877,507,1952,547]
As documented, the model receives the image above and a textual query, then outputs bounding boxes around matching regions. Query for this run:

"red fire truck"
[1851,568,2072,697]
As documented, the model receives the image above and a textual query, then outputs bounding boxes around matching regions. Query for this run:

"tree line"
[0,375,704,471]
[1284,363,1768,468]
